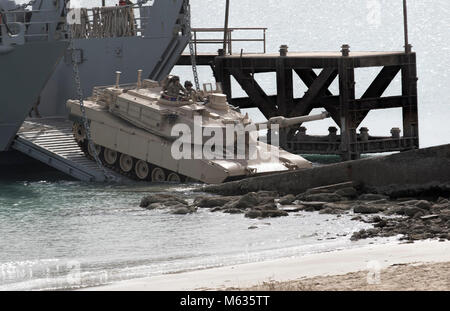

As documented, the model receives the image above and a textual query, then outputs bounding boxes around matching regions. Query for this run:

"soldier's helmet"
[184,81,193,88]
[172,76,180,82]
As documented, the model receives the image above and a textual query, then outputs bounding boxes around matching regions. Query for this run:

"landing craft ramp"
[12,118,124,182]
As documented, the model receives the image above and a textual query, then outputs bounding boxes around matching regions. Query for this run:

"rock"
[437,197,449,204]
[429,226,443,234]
[370,199,390,205]
[245,206,288,219]
[351,230,365,241]
[142,203,164,210]
[223,208,244,214]
[248,226,258,230]
[374,219,388,228]
[415,200,432,210]
[255,203,278,211]
[386,206,406,215]
[413,211,425,219]
[353,205,384,214]
[245,210,262,219]
[260,210,289,218]
[351,216,363,221]
[335,187,358,198]
[210,207,224,212]
[366,228,381,237]
[295,193,306,201]
[163,200,188,207]
[439,211,450,221]
[396,197,418,202]
[319,208,344,215]
[257,191,279,198]
[282,206,305,213]
[368,216,382,223]
[403,206,425,217]
[140,194,187,208]
[431,203,450,212]
[323,202,352,211]
[195,196,231,208]
[421,215,439,220]
[235,192,259,209]
[398,200,420,206]
[304,193,343,203]
[358,194,389,201]
[171,206,196,215]
[297,201,327,211]
[278,194,296,205]
[258,196,276,205]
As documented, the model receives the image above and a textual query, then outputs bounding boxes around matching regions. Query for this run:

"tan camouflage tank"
[67,72,330,184]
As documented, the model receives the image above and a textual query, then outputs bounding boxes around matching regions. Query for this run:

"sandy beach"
[83,240,450,291]
[240,261,450,291]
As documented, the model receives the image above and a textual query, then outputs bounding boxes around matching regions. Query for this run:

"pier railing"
[190,27,267,55]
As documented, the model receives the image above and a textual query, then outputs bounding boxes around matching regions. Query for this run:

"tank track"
[73,123,190,183]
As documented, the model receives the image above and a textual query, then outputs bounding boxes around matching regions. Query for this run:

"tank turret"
[66,71,327,184]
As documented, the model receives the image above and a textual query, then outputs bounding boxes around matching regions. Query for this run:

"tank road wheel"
[167,173,181,183]
[103,148,118,166]
[88,143,102,158]
[72,123,86,145]
[119,154,134,174]
[135,160,150,180]
[151,167,166,182]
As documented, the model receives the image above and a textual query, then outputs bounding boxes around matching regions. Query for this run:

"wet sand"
[82,240,450,291]
[238,261,450,291]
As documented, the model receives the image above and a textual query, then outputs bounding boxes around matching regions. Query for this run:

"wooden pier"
[176,45,419,160]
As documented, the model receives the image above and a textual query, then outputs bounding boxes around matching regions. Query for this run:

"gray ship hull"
[0,41,68,150]
[39,35,188,116]
[39,0,190,117]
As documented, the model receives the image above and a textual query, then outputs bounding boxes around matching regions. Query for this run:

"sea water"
[1,0,448,290]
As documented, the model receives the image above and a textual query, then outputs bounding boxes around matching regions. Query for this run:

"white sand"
[82,240,450,291]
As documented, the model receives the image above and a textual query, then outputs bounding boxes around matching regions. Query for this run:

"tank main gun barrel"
[256,111,330,129]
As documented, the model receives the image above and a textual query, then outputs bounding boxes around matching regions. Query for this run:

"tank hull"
[67,100,313,184]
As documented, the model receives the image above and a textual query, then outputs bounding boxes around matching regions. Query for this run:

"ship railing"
[190,27,268,55]
[70,5,150,39]
[0,9,57,42]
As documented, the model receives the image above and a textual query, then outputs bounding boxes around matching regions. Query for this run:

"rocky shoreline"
[139,181,450,243]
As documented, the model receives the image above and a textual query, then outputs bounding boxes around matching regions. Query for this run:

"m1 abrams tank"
[66,72,330,184]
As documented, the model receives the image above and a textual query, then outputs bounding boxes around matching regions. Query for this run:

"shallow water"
[2,0,448,290]
[0,180,390,290]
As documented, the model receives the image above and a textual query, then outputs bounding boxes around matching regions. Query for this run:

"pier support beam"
[176,49,420,160]
[401,52,419,145]
[338,56,357,161]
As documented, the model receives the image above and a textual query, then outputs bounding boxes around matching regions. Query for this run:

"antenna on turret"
[115,71,122,88]
[137,69,143,89]
[223,0,230,54]
[403,0,412,54]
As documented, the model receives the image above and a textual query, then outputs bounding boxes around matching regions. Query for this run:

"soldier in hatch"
[184,81,203,102]
[163,76,186,99]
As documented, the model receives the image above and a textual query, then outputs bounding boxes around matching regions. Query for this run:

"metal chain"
[184,1,200,91]
[67,23,116,182]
